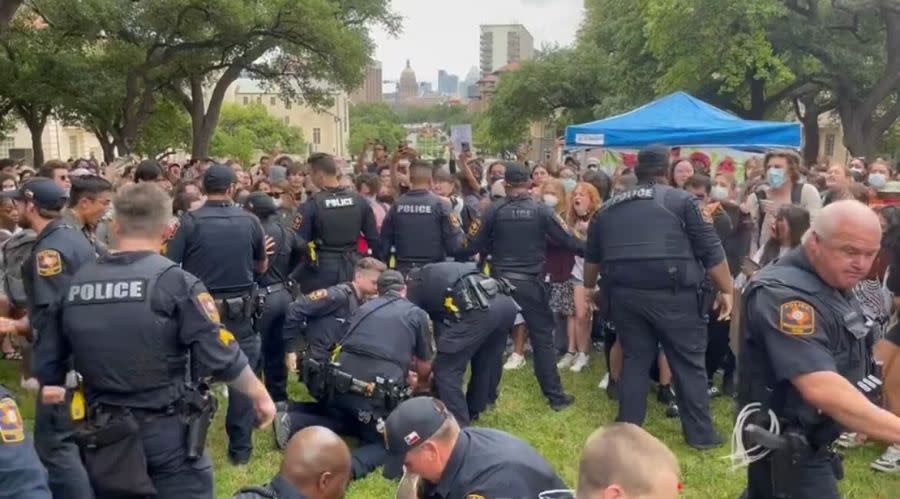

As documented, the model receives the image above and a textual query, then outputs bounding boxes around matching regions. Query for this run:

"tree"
[348,102,406,155]
[131,98,191,159]
[209,103,304,165]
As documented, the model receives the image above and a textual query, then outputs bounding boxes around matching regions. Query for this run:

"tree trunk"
[97,136,116,164]
[187,65,243,159]
[747,76,766,120]
[21,113,47,167]
[795,95,822,166]
[0,0,23,29]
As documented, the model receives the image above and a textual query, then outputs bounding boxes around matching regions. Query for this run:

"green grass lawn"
[3,356,900,498]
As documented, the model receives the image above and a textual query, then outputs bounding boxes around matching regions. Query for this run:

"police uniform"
[384,397,568,499]
[738,248,870,498]
[33,250,249,498]
[17,179,96,499]
[463,164,583,410]
[280,274,433,480]
[586,155,723,448]
[63,208,108,256]
[295,186,377,292]
[407,262,518,425]
[233,474,305,499]
[378,189,465,275]
[165,164,267,464]
[0,385,52,499]
[282,283,364,365]
[246,193,306,403]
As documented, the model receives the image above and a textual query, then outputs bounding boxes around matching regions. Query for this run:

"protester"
[824,162,853,205]
[567,182,602,373]
[668,158,694,189]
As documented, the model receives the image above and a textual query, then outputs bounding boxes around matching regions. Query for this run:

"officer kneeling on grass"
[33,183,276,499]
[406,261,519,426]
[274,270,433,481]
[388,397,567,499]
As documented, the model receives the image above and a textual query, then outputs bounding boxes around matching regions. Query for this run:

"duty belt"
[257,282,288,296]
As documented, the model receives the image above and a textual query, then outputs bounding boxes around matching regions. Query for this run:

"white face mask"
[710,185,729,201]
[868,173,887,188]
[272,198,283,208]
[542,194,559,208]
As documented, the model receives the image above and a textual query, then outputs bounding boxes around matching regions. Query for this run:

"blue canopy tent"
[564,92,801,150]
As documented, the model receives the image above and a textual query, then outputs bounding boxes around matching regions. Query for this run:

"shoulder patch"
[0,397,25,443]
[196,292,220,323]
[466,494,485,499]
[307,289,329,301]
[36,249,62,277]
[449,212,461,229]
[163,218,179,241]
[779,300,815,336]
[219,328,236,346]
[467,218,481,237]
[292,214,303,231]
[700,206,714,224]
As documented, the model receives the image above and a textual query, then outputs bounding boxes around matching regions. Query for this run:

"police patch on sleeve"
[36,249,62,277]
[196,292,220,324]
[218,328,236,346]
[449,212,461,229]
[465,494,485,499]
[292,214,303,231]
[779,300,815,336]
[307,289,328,301]
[0,397,25,443]
[467,218,481,237]
[700,206,714,224]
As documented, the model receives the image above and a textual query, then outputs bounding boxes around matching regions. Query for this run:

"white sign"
[450,125,473,155]
[575,134,605,146]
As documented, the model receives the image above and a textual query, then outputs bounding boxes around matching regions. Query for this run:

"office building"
[438,70,459,96]
[350,61,383,104]
[479,24,534,75]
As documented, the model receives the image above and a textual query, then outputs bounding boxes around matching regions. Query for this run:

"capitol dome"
[399,59,418,99]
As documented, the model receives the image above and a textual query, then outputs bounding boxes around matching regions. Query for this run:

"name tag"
[67,279,147,304]
[324,197,354,208]
[397,204,433,214]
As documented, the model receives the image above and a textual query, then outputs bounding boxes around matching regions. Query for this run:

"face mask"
[489,174,504,184]
[710,185,729,201]
[272,198,283,208]
[767,168,786,189]
[851,167,864,175]
[868,173,887,188]
[561,178,577,192]
[542,194,559,208]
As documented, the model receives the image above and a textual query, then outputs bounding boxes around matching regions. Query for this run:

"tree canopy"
[210,103,305,166]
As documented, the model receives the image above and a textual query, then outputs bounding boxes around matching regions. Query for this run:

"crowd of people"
[0,140,899,498]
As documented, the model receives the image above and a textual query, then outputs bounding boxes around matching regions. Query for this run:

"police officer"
[274,271,433,480]
[736,200,900,498]
[582,145,730,449]
[14,178,95,498]
[32,183,276,498]
[245,192,306,404]
[463,162,582,411]
[296,153,377,292]
[63,175,113,255]
[378,161,465,275]
[165,163,269,465]
[406,261,518,425]
[234,426,351,499]
[384,397,566,499]
[0,384,51,499]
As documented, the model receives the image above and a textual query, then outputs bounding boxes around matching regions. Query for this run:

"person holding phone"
[735,205,810,288]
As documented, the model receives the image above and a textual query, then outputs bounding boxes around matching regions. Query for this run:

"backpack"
[0,229,37,309]
[756,183,803,241]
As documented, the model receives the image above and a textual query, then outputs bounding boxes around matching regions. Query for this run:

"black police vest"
[739,261,869,426]
[597,185,702,289]
[391,191,445,263]
[340,297,417,372]
[407,261,480,314]
[186,205,258,291]
[62,254,186,407]
[312,189,363,251]
[490,197,546,271]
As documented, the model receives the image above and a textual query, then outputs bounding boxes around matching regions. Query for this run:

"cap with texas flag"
[383,397,450,475]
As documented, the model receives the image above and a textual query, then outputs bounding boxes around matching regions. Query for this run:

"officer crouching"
[406,261,518,425]
[274,270,433,481]
[33,183,276,498]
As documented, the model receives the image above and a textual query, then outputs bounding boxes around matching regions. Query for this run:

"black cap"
[202,163,237,191]
[383,397,450,473]
[244,192,277,217]
[2,178,67,210]
[377,270,406,295]
[504,162,531,186]
[135,159,164,182]
[635,145,670,178]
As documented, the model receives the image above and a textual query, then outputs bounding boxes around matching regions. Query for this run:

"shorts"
[548,280,575,316]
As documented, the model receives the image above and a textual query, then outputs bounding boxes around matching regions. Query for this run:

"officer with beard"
[295,153,378,292]
[244,192,307,404]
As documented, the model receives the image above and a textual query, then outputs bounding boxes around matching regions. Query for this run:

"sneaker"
[550,393,575,411]
[606,378,619,401]
[657,384,676,405]
[556,352,576,369]
[871,444,900,472]
[598,372,610,390]
[20,376,39,393]
[569,353,589,372]
[836,432,866,449]
[273,402,292,450]
[707,385,722,398]
[665,401,680,418]
[503,353,526,370]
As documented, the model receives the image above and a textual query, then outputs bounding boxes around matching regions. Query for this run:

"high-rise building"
[419,81,433,96]
[350,61,383,104]
[479,24,534,75]
[398,59,418,99]
[437,70,459,96]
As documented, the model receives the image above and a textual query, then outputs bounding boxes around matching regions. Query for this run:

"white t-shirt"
[745,183,821,253]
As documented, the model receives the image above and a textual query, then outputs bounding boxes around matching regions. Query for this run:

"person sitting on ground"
[234,426,351,499]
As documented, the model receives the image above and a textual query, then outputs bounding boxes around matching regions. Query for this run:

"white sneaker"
[556,352,576,369]
[504,353,526,370]
[598,372,610,389]
[570,353,589,372]
[871,444,900,472]
[20,377,39,393]
[836,432,865,449]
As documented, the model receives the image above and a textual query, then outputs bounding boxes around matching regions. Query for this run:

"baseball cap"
[244,191,277,217]
[636,145,670,175]
[504,163,531,185]
[2,178,67,210]
[377,270,406,295]
[383,397,451,474]
[202,163,237,191]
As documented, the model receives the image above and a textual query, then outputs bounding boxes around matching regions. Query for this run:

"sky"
[371,0,585,89]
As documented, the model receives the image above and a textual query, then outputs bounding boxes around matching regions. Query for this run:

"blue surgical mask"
[868,173,887,188]
[767,168,786,189]
[562,178,577,193]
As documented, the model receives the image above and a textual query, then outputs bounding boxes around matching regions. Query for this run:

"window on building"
[270,96,276,106]
[285,100,292,110]
[313,127,321,145]
[825,133,835,157]
[0,137,13,157]
[256,96,262,104]
[243,96,248,105]
[68,135,80,158]
[284,116,290,125]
